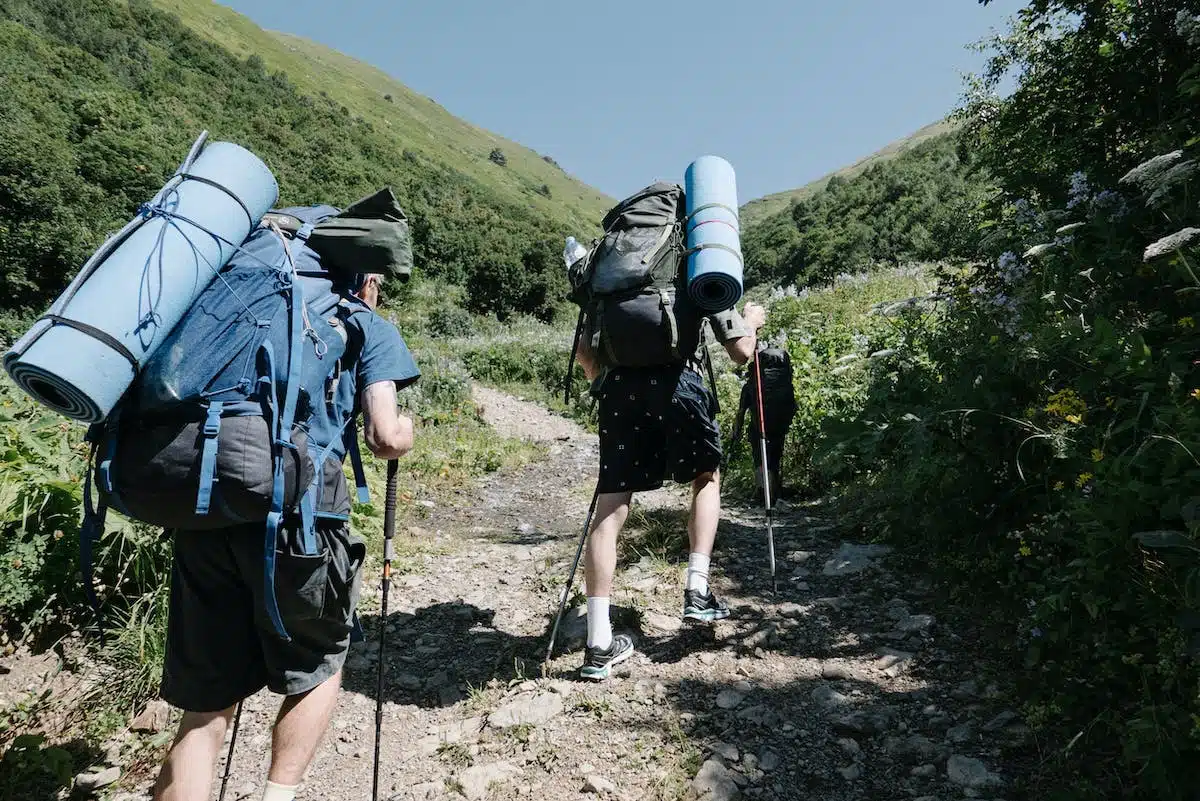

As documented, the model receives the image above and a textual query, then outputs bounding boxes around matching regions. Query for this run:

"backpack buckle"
[202,403,224,438]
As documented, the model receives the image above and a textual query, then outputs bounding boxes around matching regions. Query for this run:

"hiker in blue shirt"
[151,270,419,801]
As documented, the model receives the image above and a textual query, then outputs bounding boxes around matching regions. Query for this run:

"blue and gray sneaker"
[579,634,635,681]
[683,588,731,622]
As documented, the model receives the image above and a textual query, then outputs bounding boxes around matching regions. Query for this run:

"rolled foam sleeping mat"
[685,155,744,313]
[3,134,279,423]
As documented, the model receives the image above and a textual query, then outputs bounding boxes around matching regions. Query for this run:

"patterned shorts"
[596,365,722,494]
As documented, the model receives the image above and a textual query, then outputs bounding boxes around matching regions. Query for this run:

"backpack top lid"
[601,181,685,232]
[755,347,792,371]
[264,187,413,283]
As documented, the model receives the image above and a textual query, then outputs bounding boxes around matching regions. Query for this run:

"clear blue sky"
[216,0,1022,203]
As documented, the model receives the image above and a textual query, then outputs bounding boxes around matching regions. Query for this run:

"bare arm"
[721,301,767,365]
[362,380,414,459]
[574,325,600,382]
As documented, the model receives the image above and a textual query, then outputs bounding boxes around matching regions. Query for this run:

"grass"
[148,0,612,234]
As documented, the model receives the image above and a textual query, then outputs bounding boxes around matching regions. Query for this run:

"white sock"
[587,597,612,650]
[686,552,711,595]
[262,780,298,801]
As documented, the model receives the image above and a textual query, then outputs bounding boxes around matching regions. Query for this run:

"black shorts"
[159,521,366,713]
[596,365,722,494]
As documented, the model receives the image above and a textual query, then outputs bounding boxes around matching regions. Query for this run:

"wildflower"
[1019,541,1032,557]
[1024,243,1056,259]
[1076,472,1093,488]
[1066,171,1091,209]
[1120,150,1184,189]
[1031,627,1044,638]
[1053,481,1065,491]
[1045,388,1087,419]
[1091,448,1104,463]
[1191,389,1200,401]
[53,530,64,540]
[1147,161,1200,208]
[1144,228,1200,262]
[1179,317,1196,329]
[1065,414,1082,424]
[1177,10,1200,47]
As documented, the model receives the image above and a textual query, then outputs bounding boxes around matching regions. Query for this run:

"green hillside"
[0,0,611,333]
[740,119,956,227]
[150,0,612,228]
[741,130,992,287]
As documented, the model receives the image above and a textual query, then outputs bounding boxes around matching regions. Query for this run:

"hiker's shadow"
[342,602,547,709]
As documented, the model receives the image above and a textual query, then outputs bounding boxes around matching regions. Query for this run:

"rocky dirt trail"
[3,386,1029,801]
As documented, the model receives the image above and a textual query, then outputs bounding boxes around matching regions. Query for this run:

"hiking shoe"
[580,634,635,681]
[683,588,731,622]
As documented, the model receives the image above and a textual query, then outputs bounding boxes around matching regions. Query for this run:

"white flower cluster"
[1177,10,1200,48]
[834,272,872,287]
[769,284,810,301]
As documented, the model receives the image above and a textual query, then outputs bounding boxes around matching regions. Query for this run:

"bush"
[425,304,473,338]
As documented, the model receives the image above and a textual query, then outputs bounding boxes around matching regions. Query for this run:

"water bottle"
[563,236,588,268]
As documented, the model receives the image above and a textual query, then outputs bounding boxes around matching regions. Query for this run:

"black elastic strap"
[178,173,253,229]
[42,315,140,372]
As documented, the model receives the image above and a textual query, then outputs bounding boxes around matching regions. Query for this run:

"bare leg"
[267,671,343,785]
[688,470,721,555]
[153,707,236,801]
[584,492,633,598]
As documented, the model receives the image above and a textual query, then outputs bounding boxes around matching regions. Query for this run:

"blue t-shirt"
[312,308,420,462]
[306,306,419,516]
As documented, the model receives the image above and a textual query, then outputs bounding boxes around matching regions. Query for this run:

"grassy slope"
[150,0,612,232]
[740,119,957,227]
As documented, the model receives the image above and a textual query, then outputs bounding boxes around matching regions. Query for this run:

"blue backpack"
[84,206,379,642]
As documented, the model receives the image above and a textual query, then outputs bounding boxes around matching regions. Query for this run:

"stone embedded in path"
[896,614,935,634]
[715,689,745,710]
[489,692,564,729]
[821,660,855,680]
[458,761,522,799]
[582,775,618,794]
[947,754,1003,789]
[710,742,740,762]
[691,758,741,800]
[777,602,807,618]
[74,766,121,793]
[981,709,1019,732]
[645,611,683,633]
[947,722,976,744]
[875,648,915,677]
[822,543,893,576]
[130,699,171,733]
[838,764,862,781]
[759,749,781,772]
[811,684,851,708]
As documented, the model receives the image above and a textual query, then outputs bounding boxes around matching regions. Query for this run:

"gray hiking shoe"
[579,634,635,681]
[683,588,731,622]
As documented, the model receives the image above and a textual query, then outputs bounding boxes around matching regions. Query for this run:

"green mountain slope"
[740,119,956,227]
[742,130,992,287]
[150,0,612,229]
[0,0,611,334]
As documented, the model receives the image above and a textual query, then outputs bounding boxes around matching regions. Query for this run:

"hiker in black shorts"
[152,271,419,801]
[573,299,766,679]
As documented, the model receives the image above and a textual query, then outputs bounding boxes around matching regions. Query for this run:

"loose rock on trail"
[1,385,1028,800]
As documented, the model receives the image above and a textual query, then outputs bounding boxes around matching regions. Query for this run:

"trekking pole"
[543,483,600,674]
[372,458,399,801]
[216,701,243,801]
[751,346,777,595]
